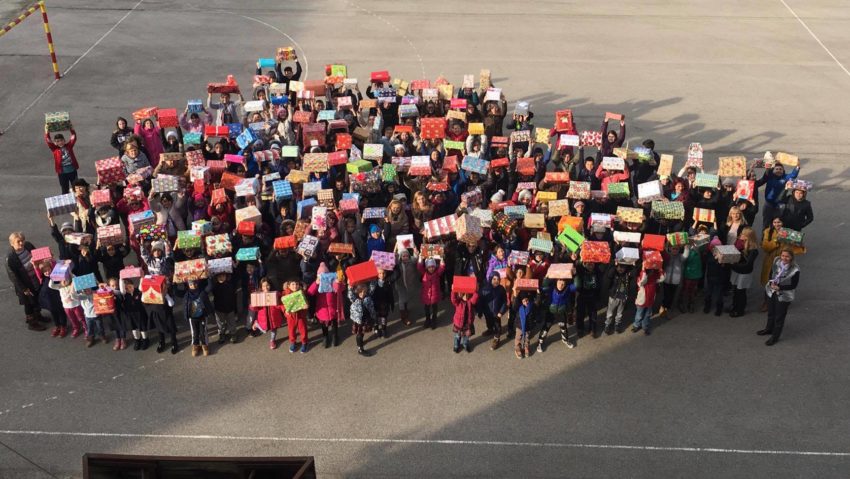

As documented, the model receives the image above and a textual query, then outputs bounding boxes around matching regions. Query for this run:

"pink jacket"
[595,161,630,191]
[135,122,164,168]
[451,292,479,331]
[306,281,342,323]
[417,261,445,306]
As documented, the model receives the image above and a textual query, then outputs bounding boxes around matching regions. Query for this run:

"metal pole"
[38,1,61,80]
[0,1,40,38]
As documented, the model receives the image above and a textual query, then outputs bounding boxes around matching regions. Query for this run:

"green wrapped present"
[45,111,71,132]
[667,232,689,247]
[557,225,585,253]
[776,227,804,246]
[382,164,397,182]
[347,160,373,174]
[651,201,685,220]
[529,237,554,254]
[607,182,630,198]
[177,230,201,250]
[695,172,719,189]
[235,247,260,262]
[281,290,308,313]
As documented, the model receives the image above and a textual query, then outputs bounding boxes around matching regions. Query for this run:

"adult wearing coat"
[759,249,800,345]
[5,232,46,331]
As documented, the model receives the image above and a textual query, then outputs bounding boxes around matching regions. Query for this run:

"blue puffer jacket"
[757,166,799,206]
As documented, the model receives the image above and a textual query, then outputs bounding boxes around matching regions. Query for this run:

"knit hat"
[151,241,166,252]
[166,131,178,140]
[490,189,505,203]
[369,224,381,234]
[60,222,74,232]
[574,200,585,208]
[425,258,437,268]
[722,177,736,187]
[269,142,282,150]
[518,189,533,202]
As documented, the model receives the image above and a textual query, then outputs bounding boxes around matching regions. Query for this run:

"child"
[478,272,507,350]
[97,279,122,349]
[307,264,343,348]
[603,262,634,334]
[348,282,377,356]
[660,245,687,317]
[249,277,284,350]
[366,224,386,258]
[145,285,179,354]
[538,277,577,351]
[44,123,79,194]
[451,291,479,353]
[209,272,239,344]
[680,243,703,313]
[515,292,535,359]
[703,238,730,316]
[97,243,130,281]
[373,268,396,338]
[119,278,149,350]
[78,287,105,347]
[283,280,309,353]
[49,266,86,338]
[37,261,67,337]
[241,262,265,336]
[633,263,665,335]
[574,261,602,338]
[185,280,214,357]
[417,257,445,329]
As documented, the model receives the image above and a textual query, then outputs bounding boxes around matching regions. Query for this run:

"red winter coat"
[451,292,479,332]
[635,269,665,308]
[249,292,285,330]
[45,130,79,174]
[417,261,445,306]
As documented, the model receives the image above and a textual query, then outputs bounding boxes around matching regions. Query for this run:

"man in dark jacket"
[5,232,46,331]
[781,188,814,231]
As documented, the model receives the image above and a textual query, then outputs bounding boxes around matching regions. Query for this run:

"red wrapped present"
[132,106,158,121]
[567,181,591,199]
[292,110,313,124]
[328,243,354,255]
[554,109,574,132]
[336,133,352,150]
[339,198,359,213]
[220,171,242,191]
[30,247,53,265]
[302,122,326,148]
[641,234,666,252]
[141,275,166,304]
[346,260,379,285]
[95,157,126,185]
[90,189,112,208]
[420,118,447,139]
[490,136,509,146]
[421,244,445,258]
[211,188,227,206]
[736,179,755,202]
[237,221,256,236]
[185,150,205,167]
[490,157,510,169]
[515,278,540,291]
[450,98,467,110]
[274,235,296,250]
[517,157,536,176]
[157,108,178,128]
[328,150,348,166]
[580,241,611,264]
[423,214,457,240]
[643,250,663,270]
[173,258,208,283]
[204,125,229,137]
[452,275,477,294]
[370,70,390,83]
[579,130,603,148]
[97,224,124,247]
[94,290,116,315]
[206,160,226,181]
[207,75,240,94]
[544,172,570,184]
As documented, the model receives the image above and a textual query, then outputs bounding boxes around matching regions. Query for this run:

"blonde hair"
[8,231,24,244]
[725,206,748,227]
[739,227,758,251]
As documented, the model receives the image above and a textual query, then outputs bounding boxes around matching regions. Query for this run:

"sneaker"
[631,326,641,333]
[357,347,372,357]
[300,343,308,354]
[171,342,180,354]
[119,339,128,350]
[217,334,227,345]
[86,337,95,348]
[536,343,544,353]
[515,347,522,359]
[490,337,500,350]
[230,334,239,344]
[269,339,278,350]
[453,344,461,353]
[113,340,121,351]
[566,341,575,349]
[289,344,297,353]
[605,325,614,336]
[51,327,60,337]
[141,338,150,350]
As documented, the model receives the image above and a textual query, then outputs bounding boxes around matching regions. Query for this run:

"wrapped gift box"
[775,152,799,167]
[651,201,685,220]
[420,118,447,139]
[557,225,585,253]
[529,238,554,254]
[580,241,611,264]
[567,181,591,200]
[192,220,212,236]
[692,233,710,248]
[643,250,664,270]
[207,80,239,94]
[637,180,664,201]
[719,156,747,177]
[491,157,510,169]
[184,150,205,167]
[235,206,262,227]
[135,224,166,243]
[617,207,644,224]
[559,134,580,147]
[183,132,201,146]
[579,130,603,148]
[297,198,316,219]
[90,189,111,208]
[777,227,804,246]
[607,182,630,198]
[50,262,71,282]
[461,189,483,206]
[363,143,383,160]
[119,266,143,280]
[64,233,92,245]
[220,172,243,193]
[346,260,379,285]
[346,160,373,174]
[508,250,530,267]
[456,214,483,244]
[190,166,210,183]
[282,290,308,312]
[424,215,457,240]
[97,224,124,247]
[328,243,355,255]
[492,211,519,236]
[461,156,489,175]
[590,213,614,229]
[380,164,398,183]
[546,263,573,279]
[204,125,229,137]
[317,189,335,206]
[504,205,527,219]
[301,123,326,148]
[140,275,166,304]
[616,247,640,265]
[302,153,329,173]
[713,244,742,264]
[634,146,654,163]
[786,179,812,192]
[186,99,203,113]
[205,234,232,256]
[237,221,256,236]
[243,100,265,113]
[30,247,53,265]
[553,109,574,132]
[177,230,201,250]
[546,200,570,218]
[235,178,260,197]
[302,181,322,198]
[642,234,666,251]
[251,292,278,308]
[362,207,386,220]
[285,170,310,184]
[534,128,550,144]
[339,198,359,213]
[694,207,716,224]
[94,290,116,315]
[451,276,477,294]
[371,250,396,270]
[236,247,260,262]
[157,108,178,128]
[152,175,180,194]
[316,272,337,293]
[95,157,126,185]
[601,157,625,171]
[559,216,584,233]
[694,173,719,189]
[334,133,353,151]
[73,273,97,292]
[44,193,77,217]
[658,154,674,177]
[45,111,71,132]
[273,236,296,251]
[443,139,464,150]
[297,235,319,257]
[470,208,493,228]
[326,151,347,167]
[468,123,484,135]
[408,156,431,176]
[421,244,445,259]
[173,258,208,283]
[129,210,155,229]
[211,188,227,206]
[236,128,257,149]
[667,232,689,247]
[614,231,642,244]
[272,180,293,200]
[516,157,535,176]
[515,278,539,291]
[524,213,545,229]
[613,147,637,160]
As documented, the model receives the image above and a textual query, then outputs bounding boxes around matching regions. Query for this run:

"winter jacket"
[764,257,800,302]
[306,281,341,323]
[417,261,445,306]
[756,167,799,207]
[760,227,805,285]
[635,269,665,308]
[730,248,759,275]
[45,130,79,174]
[134,122,164,168]
[780,197,814,230]
[347,283,377,325]
[683,245,704,280]
[249,292,285,330]
[451,292,479,332]
[662,248,686,285]
[208,278,237,313]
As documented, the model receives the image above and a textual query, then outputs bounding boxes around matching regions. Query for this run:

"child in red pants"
[283,280,309,353]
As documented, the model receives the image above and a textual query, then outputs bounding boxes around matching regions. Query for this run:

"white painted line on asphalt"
[1,0,144,134]
[777,0,850,79]
[0,430,848,458]
[234,14,309,80]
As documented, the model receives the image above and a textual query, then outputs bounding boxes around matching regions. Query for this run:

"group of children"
[10,56,814,359]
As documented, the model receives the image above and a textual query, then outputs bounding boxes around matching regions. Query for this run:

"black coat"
[5,242,38,304]
[781,197,814,231]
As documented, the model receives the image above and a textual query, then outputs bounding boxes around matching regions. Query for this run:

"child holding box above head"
[451,290,479,353]
[44,122,79,194]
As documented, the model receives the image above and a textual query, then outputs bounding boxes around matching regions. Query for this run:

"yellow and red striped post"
[0,1,60,79]
[39,1,60,79]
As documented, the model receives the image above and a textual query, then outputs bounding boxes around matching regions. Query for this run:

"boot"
[156,335,166,353]
[58,326,67,338]
[324,333,332,349]
[201,344,209,356]
[170,336,180,354]
[86,337,95,348]
[120,338,127,350]
[491,333,500,351]
[133,338,142,351]
[333,327,339,347]
[356,335,372,356]
[102,334,111,344]
[191,345,200,357]
[141,337,150,350]
[26,315,46,331]
[401,309,411,326]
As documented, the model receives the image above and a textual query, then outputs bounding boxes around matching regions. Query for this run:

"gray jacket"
[764,257,800,302]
